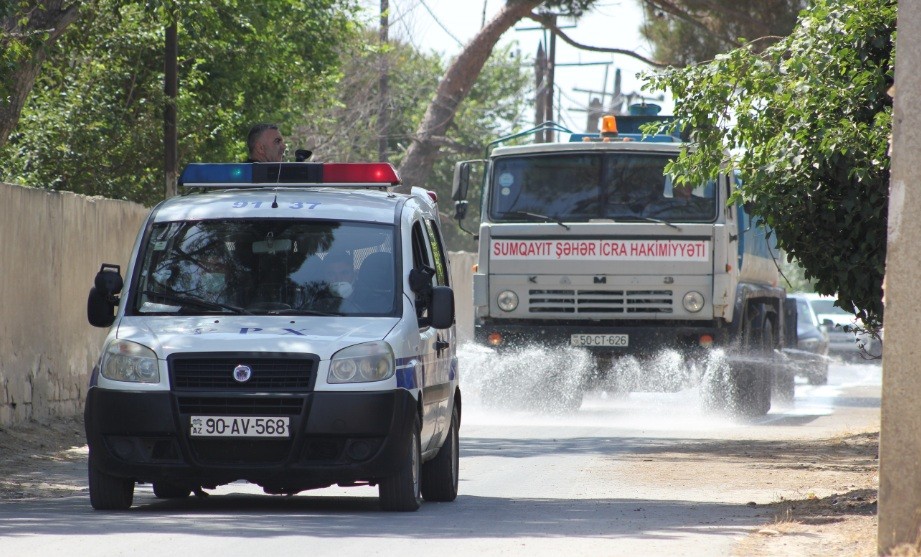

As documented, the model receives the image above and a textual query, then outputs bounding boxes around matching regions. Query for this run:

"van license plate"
[570,334,629,347]
[190,416,290,438]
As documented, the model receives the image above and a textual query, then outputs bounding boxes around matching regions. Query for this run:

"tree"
[1,0,358,205]
[0,0,81,149]
[645,0,893,330]
[638,0,806,66]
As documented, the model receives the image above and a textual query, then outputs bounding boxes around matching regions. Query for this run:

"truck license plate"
[190,416,290,438]
[570,334,629,347]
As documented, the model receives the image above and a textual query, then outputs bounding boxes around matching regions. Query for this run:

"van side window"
[423,219,449,287]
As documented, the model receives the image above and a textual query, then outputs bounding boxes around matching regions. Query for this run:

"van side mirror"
[430,286,455,330]
[87,264,122,328]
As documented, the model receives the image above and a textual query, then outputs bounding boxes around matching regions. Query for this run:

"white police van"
[85,161,459,512]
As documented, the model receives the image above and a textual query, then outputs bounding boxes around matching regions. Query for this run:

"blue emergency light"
[179,162,401,188]
[180,163,253,186]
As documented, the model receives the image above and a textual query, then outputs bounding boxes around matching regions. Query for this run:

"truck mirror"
[88,264,122,328]
[454,200,468,221]
[452,162,471,201]
[430,286,455,330]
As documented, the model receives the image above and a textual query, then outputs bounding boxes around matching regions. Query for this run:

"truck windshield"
[489,153,716,223]
[132,219,396,316]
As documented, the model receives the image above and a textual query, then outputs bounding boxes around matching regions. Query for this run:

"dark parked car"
[787,293,830,385]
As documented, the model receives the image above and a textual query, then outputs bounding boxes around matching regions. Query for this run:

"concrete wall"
[0,181,476,428]
[0,183,149,427]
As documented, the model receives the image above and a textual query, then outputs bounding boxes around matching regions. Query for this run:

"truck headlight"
[100,339,159,383]
[329,341,395,384]
[682,291,705,313]
[497,290,519,312]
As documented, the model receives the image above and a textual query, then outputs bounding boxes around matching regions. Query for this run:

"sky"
[357,0,673,135]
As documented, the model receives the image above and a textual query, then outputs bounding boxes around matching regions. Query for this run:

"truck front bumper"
[475,318,729,355]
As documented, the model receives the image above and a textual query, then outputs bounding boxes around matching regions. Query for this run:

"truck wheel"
[421,407,459,502]
[772,368,796,404]
[153,481,191,499]
[88,455,134,510]
[379,415,422,512]
[728,313,774,417]
[807,362,829,385]
[727,363,770,417]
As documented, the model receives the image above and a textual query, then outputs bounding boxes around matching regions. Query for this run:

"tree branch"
[528,13,668,68]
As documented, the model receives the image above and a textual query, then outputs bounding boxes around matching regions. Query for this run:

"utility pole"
[543,14,556,142]
[878,1,921,552]
[518,17,573,143]
[164,13,178,199]
[535,42,547,134]
[378,0,390,162]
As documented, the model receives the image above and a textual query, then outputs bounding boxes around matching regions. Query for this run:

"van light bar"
[179,162,401,188]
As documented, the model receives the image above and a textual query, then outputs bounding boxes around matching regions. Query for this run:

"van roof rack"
[179,162,401,189]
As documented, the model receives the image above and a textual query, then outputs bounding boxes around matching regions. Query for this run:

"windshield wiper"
[270,308,342,316]
[507,211,571,230]
[629,216,682,230]
[140,290,251,315]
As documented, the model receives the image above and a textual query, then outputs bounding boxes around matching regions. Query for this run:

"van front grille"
[169,354,317,392]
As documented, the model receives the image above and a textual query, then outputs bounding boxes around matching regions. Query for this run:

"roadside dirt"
[0,416,891,555]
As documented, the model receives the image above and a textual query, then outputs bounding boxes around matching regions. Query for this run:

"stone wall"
[0,183,148,427]
[0,181,475,428]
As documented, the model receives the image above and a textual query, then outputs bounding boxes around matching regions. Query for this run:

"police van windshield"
[489,153,716,223]
[133,219,396,316]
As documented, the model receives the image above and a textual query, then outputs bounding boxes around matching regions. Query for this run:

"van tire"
[421,407,459,502]
[89,455,134,510]
[379,415,422,512]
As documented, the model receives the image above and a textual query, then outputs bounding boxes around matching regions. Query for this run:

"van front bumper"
[84,387,416,492]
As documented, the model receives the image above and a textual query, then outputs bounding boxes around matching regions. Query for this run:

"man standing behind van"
[247,123,286,162]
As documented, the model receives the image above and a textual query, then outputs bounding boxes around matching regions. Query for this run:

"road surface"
[0,345,880,556]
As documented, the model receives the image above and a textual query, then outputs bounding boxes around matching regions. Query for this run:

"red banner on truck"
[491,239,709,261]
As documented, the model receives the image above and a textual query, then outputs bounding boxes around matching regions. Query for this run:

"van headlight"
[100,339,160,383]
[497,290,519,312]
[682,291,705,313]
[329,341,395,384]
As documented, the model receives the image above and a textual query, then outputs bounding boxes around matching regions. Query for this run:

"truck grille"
[528,289,673,315]
[169,354,317,392]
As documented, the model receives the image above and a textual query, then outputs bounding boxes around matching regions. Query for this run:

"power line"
[417,0,465,47]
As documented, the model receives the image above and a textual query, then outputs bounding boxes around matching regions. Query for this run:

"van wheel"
[153,481,191,499]
[421,407,459,502]
[88,455,134,510]
[379,415,422,512]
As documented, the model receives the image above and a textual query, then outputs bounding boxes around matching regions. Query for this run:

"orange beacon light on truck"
[601,115,618,137]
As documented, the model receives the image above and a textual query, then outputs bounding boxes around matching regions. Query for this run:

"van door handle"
[435,339,449,353]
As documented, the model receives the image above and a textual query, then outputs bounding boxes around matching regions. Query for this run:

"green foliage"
[645,0,893,330]
[638,0,806,66]
[0,0,359,206]
[779,255,817,293]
